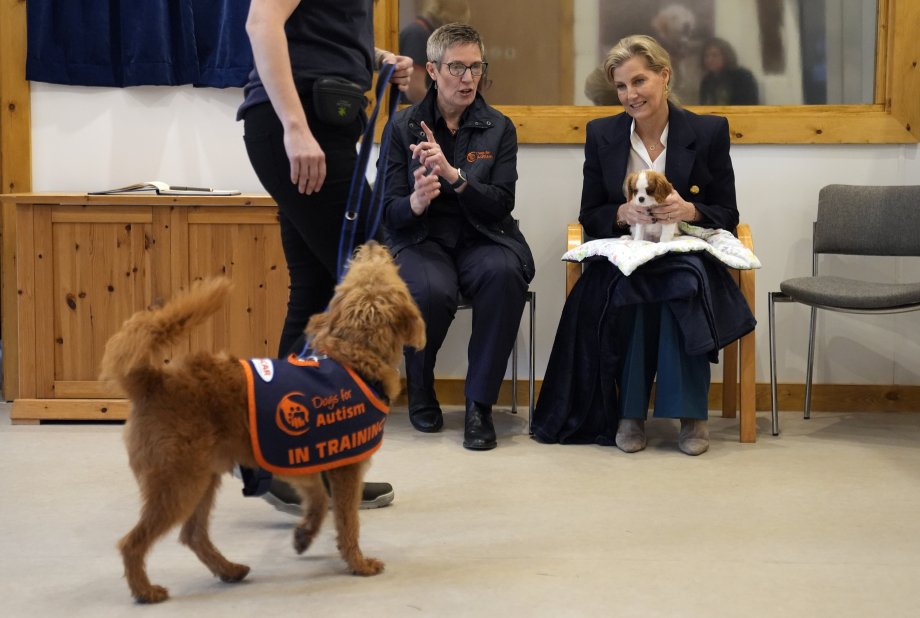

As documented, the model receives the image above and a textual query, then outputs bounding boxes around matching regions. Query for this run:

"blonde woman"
[533,35,753,456]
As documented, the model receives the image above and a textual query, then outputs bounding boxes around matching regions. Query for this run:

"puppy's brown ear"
[623,172,638,199]
[651,173,674,203]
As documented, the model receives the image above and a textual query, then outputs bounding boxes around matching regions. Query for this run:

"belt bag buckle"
[312,78,367,126]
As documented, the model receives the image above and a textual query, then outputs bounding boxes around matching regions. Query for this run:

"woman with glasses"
[382,23,534,451]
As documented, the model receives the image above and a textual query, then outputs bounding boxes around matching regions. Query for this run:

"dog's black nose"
[637,196,645,203]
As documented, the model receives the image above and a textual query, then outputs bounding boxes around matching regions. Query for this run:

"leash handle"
[337,63,401,280]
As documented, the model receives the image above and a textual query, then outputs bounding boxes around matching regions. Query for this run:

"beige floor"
[1,401,919,617]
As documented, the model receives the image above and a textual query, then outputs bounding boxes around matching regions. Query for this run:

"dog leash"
[336,62,401,282]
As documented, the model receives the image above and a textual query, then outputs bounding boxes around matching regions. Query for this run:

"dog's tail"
[99,278,233,387]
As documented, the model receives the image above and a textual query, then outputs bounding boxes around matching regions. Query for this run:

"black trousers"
[243,96,368,356]
[395,238,527,405]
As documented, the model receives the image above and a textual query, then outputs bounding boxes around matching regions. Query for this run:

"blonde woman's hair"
[603,35,676,102]
[420,0,471,27]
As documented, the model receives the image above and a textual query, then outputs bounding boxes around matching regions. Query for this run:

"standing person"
[699,37,759,105]
[238,0,413,512]
[399,0,471,103]
[382,23,534,451]
[532,35,754,455]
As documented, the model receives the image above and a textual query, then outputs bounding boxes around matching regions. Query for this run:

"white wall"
[31,83,920,386]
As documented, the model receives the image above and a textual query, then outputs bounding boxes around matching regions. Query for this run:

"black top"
[238,0,375,120]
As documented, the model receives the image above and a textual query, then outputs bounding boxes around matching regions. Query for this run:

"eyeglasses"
[440,61,488,77]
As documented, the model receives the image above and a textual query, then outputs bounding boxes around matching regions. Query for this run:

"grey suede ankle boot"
[615,418,647,453]
[678,419,710,455]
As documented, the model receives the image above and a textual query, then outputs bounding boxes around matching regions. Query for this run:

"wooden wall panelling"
[1,0,32,401]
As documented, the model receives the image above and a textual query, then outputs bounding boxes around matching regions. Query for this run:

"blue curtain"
[26,0,253,88]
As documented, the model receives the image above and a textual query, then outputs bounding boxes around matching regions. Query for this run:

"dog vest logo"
[240,355,389,475]
[276,392,310,436]
[466,150,493,163]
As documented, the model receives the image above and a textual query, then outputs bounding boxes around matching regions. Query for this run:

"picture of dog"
[624,169,678,242]
[102,241,426,603]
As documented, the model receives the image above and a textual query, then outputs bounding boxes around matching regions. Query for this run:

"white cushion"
[562,223,762,276]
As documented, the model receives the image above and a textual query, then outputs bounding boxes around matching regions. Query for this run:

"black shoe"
[261,478,301,516]
[320,476,396,510]
[463,399,497,450]
[359,482,396,509]
[408,386,443,433]
[260,478,395,515]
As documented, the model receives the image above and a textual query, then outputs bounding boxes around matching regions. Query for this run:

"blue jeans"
[619,303,710,420]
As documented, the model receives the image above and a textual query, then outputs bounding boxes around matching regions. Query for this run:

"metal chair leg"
[769,291,780,435]
[804,307,817,420]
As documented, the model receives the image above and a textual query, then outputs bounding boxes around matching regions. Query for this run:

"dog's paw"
[293,526,316,554]
[135,585,170,604]
[218,563,250,583]
[351,557,384,576]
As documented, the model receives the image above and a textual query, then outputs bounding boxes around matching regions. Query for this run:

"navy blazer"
[580,102,739,239]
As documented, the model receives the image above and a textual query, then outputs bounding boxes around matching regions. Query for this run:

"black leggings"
[243,96,368,356]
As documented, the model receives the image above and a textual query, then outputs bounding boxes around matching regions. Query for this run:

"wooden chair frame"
[565,223,757,443]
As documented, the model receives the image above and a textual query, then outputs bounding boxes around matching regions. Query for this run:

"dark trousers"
[395,239,527,405]
[619,303,711,420]
[243,96,367,356]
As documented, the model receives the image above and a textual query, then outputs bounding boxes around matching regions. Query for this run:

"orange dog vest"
[239,354,389,475]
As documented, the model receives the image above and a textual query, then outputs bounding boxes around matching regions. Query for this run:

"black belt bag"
[312,78,367,126]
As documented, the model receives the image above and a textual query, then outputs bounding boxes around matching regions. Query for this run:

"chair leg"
[768,292,780,436]
[721,340,739,418]
[528,291,536,435]
[804,307,817,420]
[739,327,756,443]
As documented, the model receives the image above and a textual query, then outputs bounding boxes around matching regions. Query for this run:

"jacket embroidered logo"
[466,150,494,163]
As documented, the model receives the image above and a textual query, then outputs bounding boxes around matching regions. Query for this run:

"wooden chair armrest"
[736,222,753,252]
[734,222,755,312]
[565,222,585,297]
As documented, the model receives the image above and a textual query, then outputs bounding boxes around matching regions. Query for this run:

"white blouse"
[627,119,669,176]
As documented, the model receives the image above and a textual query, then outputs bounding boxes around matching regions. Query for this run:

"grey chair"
[768,184,920,435]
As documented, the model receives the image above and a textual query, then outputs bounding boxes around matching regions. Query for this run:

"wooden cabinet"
[1,193,287,422]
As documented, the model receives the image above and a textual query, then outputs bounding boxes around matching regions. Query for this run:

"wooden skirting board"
[10,382,920,423]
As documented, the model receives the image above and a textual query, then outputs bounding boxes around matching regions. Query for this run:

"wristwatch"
[449,168,467,190]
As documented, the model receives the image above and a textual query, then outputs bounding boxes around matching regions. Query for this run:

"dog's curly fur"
[102,242,425,603]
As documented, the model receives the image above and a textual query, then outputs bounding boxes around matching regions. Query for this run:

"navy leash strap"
[336,63,401,281]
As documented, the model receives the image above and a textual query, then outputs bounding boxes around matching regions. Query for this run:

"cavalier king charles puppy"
[102,241,425,603]
[624,169,679,243]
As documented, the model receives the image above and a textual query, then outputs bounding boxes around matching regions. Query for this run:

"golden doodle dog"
[102,242,425,604]
[624,169,678,243]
